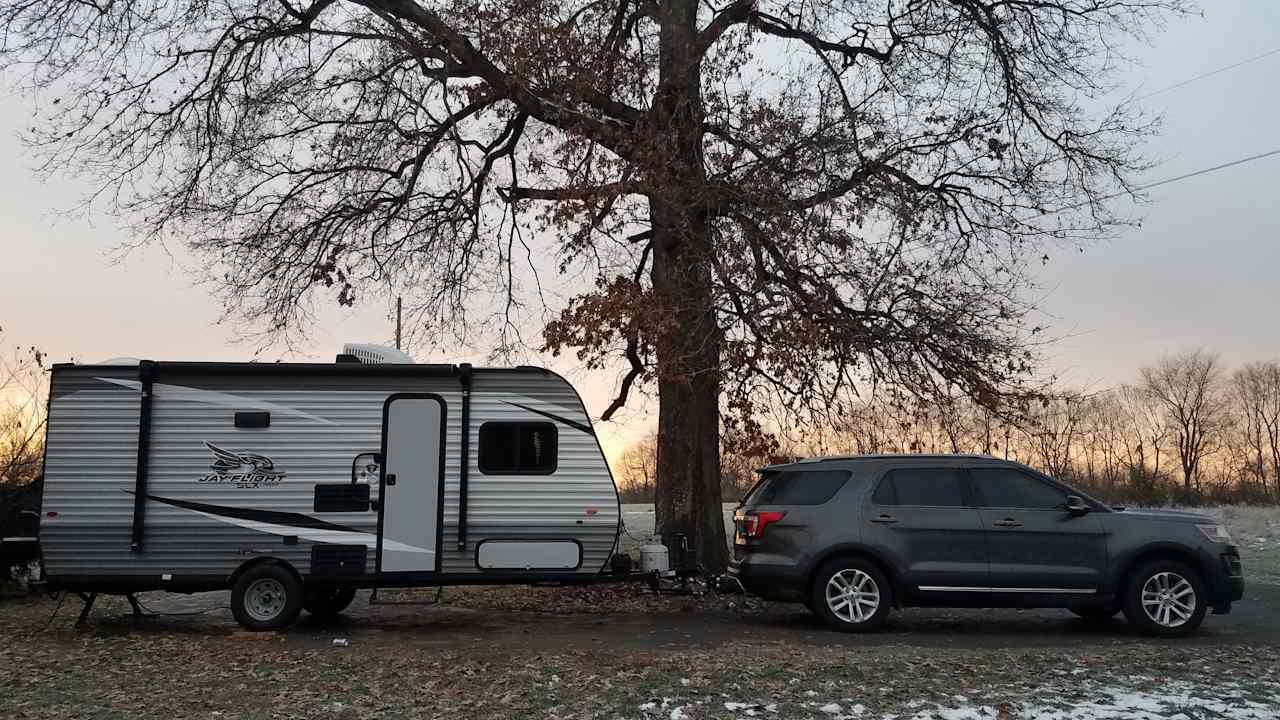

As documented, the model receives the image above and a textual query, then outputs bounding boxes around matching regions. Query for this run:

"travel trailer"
[39,345,622,630]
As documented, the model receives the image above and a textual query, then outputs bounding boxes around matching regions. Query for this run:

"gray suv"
[729,455,1244,637]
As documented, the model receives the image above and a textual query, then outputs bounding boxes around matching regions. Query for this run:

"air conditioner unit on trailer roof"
[341,343,415,364]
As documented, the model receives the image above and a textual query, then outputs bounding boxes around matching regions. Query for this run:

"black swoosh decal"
[125,491,362,534]
[503,401,596,436]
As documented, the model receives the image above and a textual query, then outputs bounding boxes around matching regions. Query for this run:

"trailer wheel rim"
[1140,571,1196,628]
[244,578,288,622]
[826,569,879,624]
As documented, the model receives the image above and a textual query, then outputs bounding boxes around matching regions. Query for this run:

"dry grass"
[2,593,1277,720]
[1200,506,1280,582]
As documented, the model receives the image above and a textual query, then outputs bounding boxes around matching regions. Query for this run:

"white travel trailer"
[39,347,622,629]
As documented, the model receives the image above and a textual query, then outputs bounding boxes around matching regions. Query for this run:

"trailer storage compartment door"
[379,395,446,573]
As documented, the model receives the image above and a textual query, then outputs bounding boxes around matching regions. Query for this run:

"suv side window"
[872,467,967,507]
[969,467,1067,510]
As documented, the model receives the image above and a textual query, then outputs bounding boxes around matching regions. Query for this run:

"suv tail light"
[742,510,786,538]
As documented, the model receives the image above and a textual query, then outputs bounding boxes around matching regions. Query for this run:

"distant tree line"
[617,351,1280,507]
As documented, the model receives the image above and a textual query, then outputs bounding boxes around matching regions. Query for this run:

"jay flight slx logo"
[199,441,287,488]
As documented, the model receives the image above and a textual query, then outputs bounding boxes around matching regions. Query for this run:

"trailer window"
[478,422,558,475]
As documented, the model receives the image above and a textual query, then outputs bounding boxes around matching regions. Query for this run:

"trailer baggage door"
[379,395,446,573]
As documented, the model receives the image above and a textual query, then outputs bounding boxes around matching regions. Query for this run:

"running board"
[918,586,1097,594]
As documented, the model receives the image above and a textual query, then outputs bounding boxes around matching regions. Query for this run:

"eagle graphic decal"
[199,441,286,487]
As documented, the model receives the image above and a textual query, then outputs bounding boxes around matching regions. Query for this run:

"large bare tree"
[1140,351,1227,501]
[1,0,1183,568]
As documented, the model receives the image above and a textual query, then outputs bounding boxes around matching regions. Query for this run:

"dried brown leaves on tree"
[1,0,1187,567]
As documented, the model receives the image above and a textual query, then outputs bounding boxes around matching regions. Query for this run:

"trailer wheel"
[303,587,357,618]
[231,563,303,631]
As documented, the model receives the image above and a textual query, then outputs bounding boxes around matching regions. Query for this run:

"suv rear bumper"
[728,559,806,602]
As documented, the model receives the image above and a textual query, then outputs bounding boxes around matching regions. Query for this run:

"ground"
[3,580,1280,719]
[2,504,1278,719]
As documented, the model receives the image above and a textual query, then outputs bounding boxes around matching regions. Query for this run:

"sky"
[1,1,1279,462]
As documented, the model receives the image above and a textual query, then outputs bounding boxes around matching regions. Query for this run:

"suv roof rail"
[768,452,1004,468]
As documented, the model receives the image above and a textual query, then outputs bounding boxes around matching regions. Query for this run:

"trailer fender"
[227,556,302,589]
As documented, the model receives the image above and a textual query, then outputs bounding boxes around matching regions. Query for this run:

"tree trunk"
[1183,458,1195,503]
[649,0,728,572]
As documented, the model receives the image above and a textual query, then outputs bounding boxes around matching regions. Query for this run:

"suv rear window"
[746,470,849,505]
[872,468,967,507]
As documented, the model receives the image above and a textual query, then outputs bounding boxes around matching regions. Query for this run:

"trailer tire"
[231,563,303,631]
[303,587,357,618]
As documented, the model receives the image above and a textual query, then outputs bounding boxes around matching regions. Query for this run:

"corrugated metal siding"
[39,365,620,582]
[40,367,142,576]
[450,372,620,573]
[142,373,400,576]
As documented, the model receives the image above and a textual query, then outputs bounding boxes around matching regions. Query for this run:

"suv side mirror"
[1064,495,1090,516]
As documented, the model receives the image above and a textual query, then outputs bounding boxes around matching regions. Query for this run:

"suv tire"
[810,558,892,632]
[303,586,357,618]
[231,562,304,632]
[1121,559,1207,638]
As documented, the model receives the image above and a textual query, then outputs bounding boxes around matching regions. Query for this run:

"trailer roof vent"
[341,343,415,364]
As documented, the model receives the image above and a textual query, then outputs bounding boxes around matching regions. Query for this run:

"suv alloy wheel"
[810,558,892,632]
[1122,559,1207,637]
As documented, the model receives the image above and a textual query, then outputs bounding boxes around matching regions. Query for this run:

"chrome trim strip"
[918,586,1097,594]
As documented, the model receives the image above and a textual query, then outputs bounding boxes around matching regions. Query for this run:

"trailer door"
[379,395,446,573]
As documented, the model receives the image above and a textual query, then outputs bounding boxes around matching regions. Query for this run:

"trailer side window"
[478,422,558,475]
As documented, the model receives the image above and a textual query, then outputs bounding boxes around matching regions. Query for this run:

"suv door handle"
[993,518,1022,527]
[870,514,899,524]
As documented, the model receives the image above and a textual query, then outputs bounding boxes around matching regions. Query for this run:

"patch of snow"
[905,678,1280,720]
[819,703,844,715]
[641,698,672,713]
[669,706,688,720]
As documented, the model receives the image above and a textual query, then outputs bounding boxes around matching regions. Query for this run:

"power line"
[1038,147,1280,217]
[1113,147,1280,200]
[1134,46,1280,101]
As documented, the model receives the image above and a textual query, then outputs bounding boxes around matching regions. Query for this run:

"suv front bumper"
[1213,549,1245,604]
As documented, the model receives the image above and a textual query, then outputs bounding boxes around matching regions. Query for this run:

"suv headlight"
[1196,524,1233,544]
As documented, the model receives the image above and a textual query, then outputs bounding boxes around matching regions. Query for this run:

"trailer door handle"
[386,474,397,486]
[870,514,898,524]
[993,518,1021,528]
